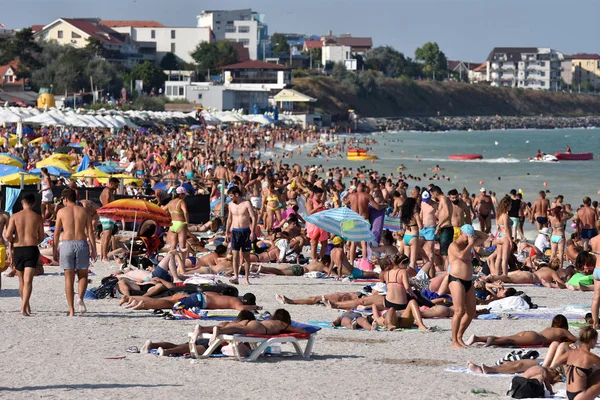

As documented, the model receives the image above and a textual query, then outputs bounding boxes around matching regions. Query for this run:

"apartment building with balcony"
[486,47,564,90]
[569,54,600,90]
[197,9,268,60]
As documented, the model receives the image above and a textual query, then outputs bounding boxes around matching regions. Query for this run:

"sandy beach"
[0,261,591,399]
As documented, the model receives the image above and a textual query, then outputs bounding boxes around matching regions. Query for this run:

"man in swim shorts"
[472,188,494,234]
[5,193,44,316]
[420,191,438,276]
[99,177,119,262]
[531,191,550,230]
[449,189,472,241]
[431,186,454,270]
[54,188,97,316]
[577,197,598,251]
[226,186,256,285]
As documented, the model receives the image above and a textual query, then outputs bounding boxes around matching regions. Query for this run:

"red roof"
[334,36,373,48]
[304,40,323,50]
[31,25,44,33]
[229,42,250,62]
[0,60,24,84]
[100,20,164,28]
[59,18,124,44]
[220,60,288,70]
[473,63,487,72]
[569,53,600,60]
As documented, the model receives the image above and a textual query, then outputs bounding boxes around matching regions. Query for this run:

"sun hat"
[539,227,551,236]
[332,236,343,245]
[176,186,187,195]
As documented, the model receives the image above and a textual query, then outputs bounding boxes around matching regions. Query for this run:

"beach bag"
[95,276,119,299]
[358,258,373,272]
[507,376,545,398]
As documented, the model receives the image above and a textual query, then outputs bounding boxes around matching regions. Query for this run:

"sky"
[4,0,600,61]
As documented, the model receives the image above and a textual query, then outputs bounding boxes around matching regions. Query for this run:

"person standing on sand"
[472,188,494,234]
[577,197,597,252]
[5,194,44,316]
[0,208,10,291]
[347,182,386,263]
[448,224,486,348]
[531,191,550,230]
[225,186,256,285]
[99,177,119,262]
[54,188,97,316]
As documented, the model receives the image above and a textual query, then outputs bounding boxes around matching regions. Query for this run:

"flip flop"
[229,278,239,285]
[126,346,140,353]
[104,355,126,359]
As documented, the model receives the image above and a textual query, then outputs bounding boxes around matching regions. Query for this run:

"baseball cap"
[479,187,486,192]
[460,224,475,237]
[176,186,187,195]
[332,236,343,245]
[422,191,431,202]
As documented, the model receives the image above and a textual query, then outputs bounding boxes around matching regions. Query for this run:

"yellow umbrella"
[71,167,110,179]
[98,174,143,186]
[0,173,41,185]
[29,137,43,145]
[8,134,17,148]
[36,158,73,172]
[48,153,76,163]
[0,156,23,167]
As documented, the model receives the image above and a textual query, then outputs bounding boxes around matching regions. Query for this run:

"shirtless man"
[348,182,386,263]
[177,245,233,275]
[577,197,598,251]
[472,188,494,234]
[121,291,259,311]
[54,188,98,316]
[5,194,44,316]
[531,191,550,230]
[214,161,229,182]
[420,191,438,277]
[99,177,119,262]
[252,255,332,277]
[0,209,10,290]
[225,186,256,285]
[488,266,566,288]
[430,186,454,270]
[183,158,195,181]
[448,224,486,348]
[329,236,379,279]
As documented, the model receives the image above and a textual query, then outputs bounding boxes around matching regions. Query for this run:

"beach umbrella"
[98,198,171,266]
[304,207,376,243]
[76,154,91,172]
[0,155,23,167]
[36,158,73,172]
[28,137,44,146]
[98,174,143,186]
[0,109,22,123]
[0,172,41,185]
[30,166,72,177]
[71,167,110,179]
[47,153,76,163]
[0,165,26,177]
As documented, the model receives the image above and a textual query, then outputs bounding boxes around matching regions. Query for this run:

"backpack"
[94,276,119,299]
[507,376,545,399]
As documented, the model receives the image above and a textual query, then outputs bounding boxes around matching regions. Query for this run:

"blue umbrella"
[30,166,72,177]
[76,154,91,172]
[0,153,24,165]
[190,125,201,129]
[0,165,26,177]
[304,207,375,243]
[96,164,120,174]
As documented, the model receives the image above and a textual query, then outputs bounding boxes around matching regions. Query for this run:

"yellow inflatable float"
[347,148,377,161]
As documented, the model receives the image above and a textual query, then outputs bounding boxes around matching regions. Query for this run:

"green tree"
[216,41,238,67]
[190,42,238,77]
[85,37,105,57]
[160,52,180,70]
[86,57,120,94]
[130,61,166,93]
[0,28,42,79]
[366,46,420,78]
[414,42,448,80]
[270,33,290,55]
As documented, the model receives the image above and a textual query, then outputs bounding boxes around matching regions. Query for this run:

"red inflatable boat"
[448,154,483,160]
[554,152,593,161]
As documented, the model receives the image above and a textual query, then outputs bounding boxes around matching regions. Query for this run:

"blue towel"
[477,314,500,320]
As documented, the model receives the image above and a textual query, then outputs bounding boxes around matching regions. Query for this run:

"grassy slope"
[293,76,600,117]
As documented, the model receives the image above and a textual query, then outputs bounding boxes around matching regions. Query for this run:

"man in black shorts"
[225,186,256,285]
[6,193,44,316]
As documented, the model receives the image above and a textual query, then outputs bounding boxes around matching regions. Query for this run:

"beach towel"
[303,271,329,279]
[487,296,530,312]
[383,215,402,232]
[477,314,501,320]
[445,366,518,378]
[503,313,582,320]
[307,320,418,332]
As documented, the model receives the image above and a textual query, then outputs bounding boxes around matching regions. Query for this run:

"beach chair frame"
[189,332,316,362]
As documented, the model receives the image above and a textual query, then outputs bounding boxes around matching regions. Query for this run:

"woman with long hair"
[490,196,512,275]
[549,204,573,265]
[39,167,53,220]
[564,326,600,400]
[400,197,425,271]
[165,187,190,263]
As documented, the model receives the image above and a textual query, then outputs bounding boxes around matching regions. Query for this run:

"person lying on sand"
[177,245,233,275]
[275,289,380,306]
[141,310,255,357]
[189,309,306,353]
[465,314,578,347]
[331,311,375,330]
[120,291,260,311]
[467,340,572,375]
[486,266,566,288]
[250,256,332,277]
[371,302,430,332]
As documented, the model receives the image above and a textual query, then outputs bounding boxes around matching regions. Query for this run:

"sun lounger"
[188,331,317,362]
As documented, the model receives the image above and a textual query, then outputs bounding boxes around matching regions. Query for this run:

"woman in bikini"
[465,314,578,347]
[589,220,600,328]
[39,167,54,220]
[165,187,189,258]
[262,182,282,231]
[400,197,424,270]
[564,326,600,400]
[371,303,430,332]
[549,205,573,266]
[488,196,512,276]
[381,254,416,311]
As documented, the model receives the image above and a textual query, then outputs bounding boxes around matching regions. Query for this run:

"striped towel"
[383,215,402,232]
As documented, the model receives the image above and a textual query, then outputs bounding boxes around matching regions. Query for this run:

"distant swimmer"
[565,145,571,154]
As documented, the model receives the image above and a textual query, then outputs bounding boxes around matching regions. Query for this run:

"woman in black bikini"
[381,254,415,310]
[565,326,600,400]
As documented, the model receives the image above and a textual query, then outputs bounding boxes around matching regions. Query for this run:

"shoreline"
[357,116,600,133]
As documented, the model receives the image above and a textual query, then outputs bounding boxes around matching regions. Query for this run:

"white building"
[322,42,355,70]
[486,47,564,90]
[197,9,268,60]
[102,21,211,64]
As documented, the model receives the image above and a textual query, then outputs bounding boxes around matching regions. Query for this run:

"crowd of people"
[2,120,600,396]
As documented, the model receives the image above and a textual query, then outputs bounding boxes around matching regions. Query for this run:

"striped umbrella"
[304,207,375,243]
